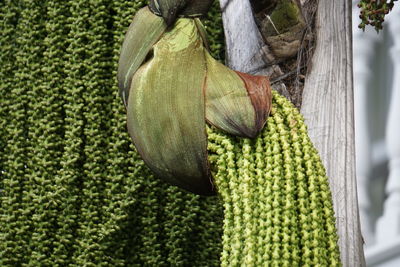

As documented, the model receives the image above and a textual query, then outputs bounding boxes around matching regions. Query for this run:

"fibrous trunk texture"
[0,0,340,266]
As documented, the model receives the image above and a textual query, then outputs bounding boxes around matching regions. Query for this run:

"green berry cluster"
[0,0,340,265]
[202,0,225,61]
[0,1,223,265]
[358,0,398,31]
[208,91,341,266]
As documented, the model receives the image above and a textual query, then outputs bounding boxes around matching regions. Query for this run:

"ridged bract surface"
[0,0,340,266]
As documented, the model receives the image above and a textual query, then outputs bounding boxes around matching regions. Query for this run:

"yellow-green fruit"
[208,91,342,266]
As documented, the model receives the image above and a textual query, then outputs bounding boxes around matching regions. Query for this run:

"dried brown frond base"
[252,0,318,109]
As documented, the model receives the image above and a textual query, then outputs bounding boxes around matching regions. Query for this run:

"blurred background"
[352,1,400,266]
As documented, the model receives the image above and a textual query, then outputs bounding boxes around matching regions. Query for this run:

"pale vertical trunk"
[219,0,267,74]
[220,0,365,265]
[301,0,365,265]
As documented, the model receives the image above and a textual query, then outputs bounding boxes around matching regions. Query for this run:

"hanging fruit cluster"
[358,0,398,31]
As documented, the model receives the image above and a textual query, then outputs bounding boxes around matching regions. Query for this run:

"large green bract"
[119,8,271,195]
[205,52,271,138]
[117,7,167,106]
[127,19,212,195]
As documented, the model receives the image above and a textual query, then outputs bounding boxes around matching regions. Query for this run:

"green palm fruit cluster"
[0,0,341,266]
[209,91,341,266]
[358,0,398,31]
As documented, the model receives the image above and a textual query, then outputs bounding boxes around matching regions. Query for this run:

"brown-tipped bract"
[205,52,271,138]
[119,12,271,195]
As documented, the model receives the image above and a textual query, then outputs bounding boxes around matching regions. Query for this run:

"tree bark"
[301,0,365,265]
[219,0,267,74]
[220,0,365,265]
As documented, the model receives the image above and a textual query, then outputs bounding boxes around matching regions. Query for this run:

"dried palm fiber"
[0,0,340,266]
